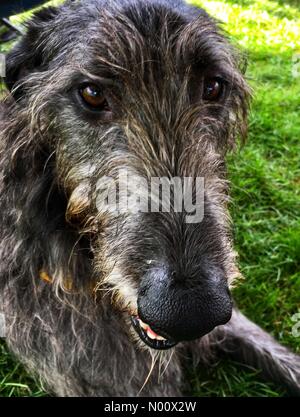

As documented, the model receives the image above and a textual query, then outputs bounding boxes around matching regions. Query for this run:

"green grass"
[0,0,299,397]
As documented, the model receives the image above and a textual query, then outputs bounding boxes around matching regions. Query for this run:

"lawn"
[0,0,299,397]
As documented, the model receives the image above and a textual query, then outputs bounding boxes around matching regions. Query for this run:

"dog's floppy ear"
[4,6,58,101]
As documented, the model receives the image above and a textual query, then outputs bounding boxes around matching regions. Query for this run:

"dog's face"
[5,0,250,350]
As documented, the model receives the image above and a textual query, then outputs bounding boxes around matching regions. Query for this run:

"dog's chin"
[130,315,177,350]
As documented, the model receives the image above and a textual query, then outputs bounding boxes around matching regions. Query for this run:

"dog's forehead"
[47,0,230,74]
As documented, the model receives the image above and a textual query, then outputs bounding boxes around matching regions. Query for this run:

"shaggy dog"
[0,0,299,396]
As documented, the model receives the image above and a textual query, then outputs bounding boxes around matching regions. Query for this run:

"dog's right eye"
[79,84,111,112]
[202,78,224,101]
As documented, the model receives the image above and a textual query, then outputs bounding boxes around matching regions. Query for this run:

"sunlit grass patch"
[190,0,300,53]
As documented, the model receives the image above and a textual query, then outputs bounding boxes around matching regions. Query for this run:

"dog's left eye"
[202,78,224,101]
[79,84,110,111]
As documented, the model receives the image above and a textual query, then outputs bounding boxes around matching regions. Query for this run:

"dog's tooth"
[138,319,148,331]
[156,335,167,341]
[146,326,165,340]
[138,318,166,341]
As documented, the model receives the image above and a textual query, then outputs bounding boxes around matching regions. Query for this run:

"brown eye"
[202,78,223,101]
[79,84,110,110]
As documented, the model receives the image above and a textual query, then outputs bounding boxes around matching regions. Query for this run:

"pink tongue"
[137,317,160,338]
[146,326,160,338]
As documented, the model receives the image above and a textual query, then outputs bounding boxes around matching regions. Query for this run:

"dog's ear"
[4,6,58,101]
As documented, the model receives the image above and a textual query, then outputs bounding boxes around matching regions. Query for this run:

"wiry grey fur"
[0,0,299,397]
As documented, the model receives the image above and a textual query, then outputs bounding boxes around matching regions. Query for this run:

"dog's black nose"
[137,266,232,342]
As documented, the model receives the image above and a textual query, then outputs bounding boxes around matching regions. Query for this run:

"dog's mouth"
[130,316,177,350]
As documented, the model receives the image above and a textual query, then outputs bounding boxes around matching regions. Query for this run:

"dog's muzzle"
[131,265,232,350]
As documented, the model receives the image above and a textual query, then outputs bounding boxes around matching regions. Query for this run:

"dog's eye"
[202,78,223,101]
[79,84,110,111]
